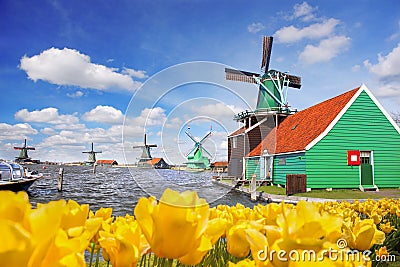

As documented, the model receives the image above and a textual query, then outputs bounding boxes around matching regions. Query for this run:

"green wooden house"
[245,84,400,191]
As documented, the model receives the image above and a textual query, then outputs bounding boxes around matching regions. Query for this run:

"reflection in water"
[28,165,265,216]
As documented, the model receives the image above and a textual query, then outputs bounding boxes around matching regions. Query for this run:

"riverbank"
[212,178,400,204]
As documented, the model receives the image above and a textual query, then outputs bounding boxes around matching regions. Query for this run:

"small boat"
[0,161,43,192]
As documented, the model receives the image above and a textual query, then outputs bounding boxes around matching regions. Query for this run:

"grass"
[295,189,379,199]
[256,185,397,199]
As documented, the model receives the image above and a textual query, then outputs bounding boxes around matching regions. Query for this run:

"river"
[27,164,264,216]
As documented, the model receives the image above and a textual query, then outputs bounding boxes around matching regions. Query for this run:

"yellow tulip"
[0,191,31,222]
[375,246,388,259]
[178,217,227,265]
[61,199,89,230]
[134,188,209,261]
[178,235,212,265]
[245,228,269,267]
[227,220,264,258]
[99,231,139,267]
[254,202,285,226]
[0,219,32,266]
[276,201,343,248]
[379,221,395,234]
[345,219,385,251]
[99,219,144,267]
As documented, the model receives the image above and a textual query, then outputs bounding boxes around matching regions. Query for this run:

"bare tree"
[391,111,400,126]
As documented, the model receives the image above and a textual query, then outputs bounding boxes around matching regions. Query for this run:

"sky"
[1,0,400,164]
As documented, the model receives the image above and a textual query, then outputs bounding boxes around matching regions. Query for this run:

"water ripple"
[28,165,265,216]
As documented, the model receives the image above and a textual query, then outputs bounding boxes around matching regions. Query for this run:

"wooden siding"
[306,91,400,188]
[245,157,260,180]
[228,115,276,177]
[228,134,245,177]
[273,153,306,185]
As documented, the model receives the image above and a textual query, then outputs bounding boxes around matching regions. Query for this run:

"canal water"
[28,164,263,216]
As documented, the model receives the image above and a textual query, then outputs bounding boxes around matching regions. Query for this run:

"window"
[232,136,237,149]
[279,158,286,165]
[360,151,371,164]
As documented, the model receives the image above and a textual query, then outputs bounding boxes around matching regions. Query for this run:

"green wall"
[245,157,260,180]
[272,153,306,185]
[306,91,400,188]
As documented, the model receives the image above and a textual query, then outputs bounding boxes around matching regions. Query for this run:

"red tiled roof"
[147,158,161,165]
[212,161,228,167]
[228,126,246,137]
[96,159,117,164]
[248,88,360,157]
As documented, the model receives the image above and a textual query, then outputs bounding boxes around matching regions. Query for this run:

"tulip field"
[0,189,399,267]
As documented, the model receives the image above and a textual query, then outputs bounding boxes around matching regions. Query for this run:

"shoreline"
[212,179,380,204]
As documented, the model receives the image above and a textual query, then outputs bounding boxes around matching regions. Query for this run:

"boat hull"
[0,177,40,192]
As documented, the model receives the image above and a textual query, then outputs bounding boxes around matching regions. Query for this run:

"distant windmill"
[185,127,213,170]
[82,143,102,165]
[14,139,35,162]
[225,36,301,112]
[133,134,157,166]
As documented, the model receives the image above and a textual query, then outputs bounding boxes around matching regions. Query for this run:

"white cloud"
[82,105,124,124]
[352,64,361,72]
[194,103,242,120]
[121,68,148,79]
[299,35,351,65]
[15,107,79,125]
[165,117,183,129]
[40,127,57,135]
[275,18,340,43]
[219,140,228,150]
[292,2,316,21]
[41,127,120,147]
[0,123,38,141]
[66,91,84,98]
[364,43,400,80]
[126,107,167,127]
[373,83,400,98]
[19,47,141,91]
[247,22,265,34]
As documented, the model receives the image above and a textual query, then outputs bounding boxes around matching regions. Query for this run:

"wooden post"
[58,168,64,192]
[251,174,257,201]
[92,163,97,174]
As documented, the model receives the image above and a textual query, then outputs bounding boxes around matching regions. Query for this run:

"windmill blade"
[286,73,302,89]
[185,146,198,157]
[199,131,212,144]
[269,70,302,89]
[200,145,212,158]
[225,68,259,84]
[185,131,198,144]
[261,36,273,73]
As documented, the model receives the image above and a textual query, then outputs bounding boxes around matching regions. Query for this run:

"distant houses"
[210,161,228,173]
[96,159,118,166]
[146,158,169,169]
[229,85,400,191]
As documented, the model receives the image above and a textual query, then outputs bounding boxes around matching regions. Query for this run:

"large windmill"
[14,139,35,163]
[132,134,157,166]
[225,36,301,113]
[226,36,302,178]
[82,143,102,165]
[185,128,212,170]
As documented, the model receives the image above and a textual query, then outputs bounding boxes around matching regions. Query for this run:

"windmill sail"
[261,36,273,73]
[225,68,258,84]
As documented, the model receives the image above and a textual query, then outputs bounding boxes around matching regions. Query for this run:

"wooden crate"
[286,174,306,195]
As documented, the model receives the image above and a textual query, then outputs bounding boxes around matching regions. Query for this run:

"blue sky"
[1,0,400,164]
